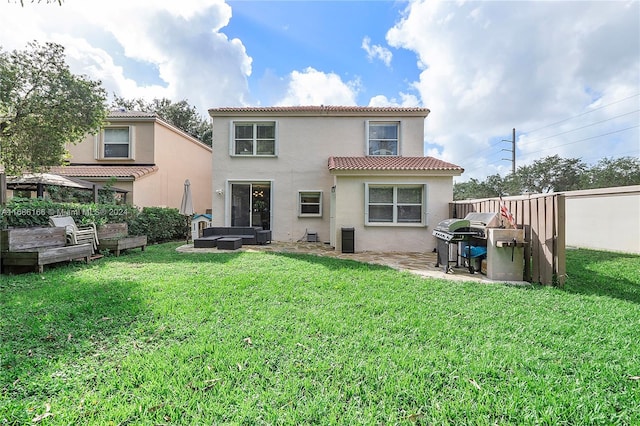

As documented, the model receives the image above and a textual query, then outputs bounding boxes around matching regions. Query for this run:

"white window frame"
[97,126,135,160]
[230,121,277,157]
[298,191,323,217]
[364,183,427,226]
[366,121,400,156]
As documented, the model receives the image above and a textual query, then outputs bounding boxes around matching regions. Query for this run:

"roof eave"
[209,106,430,118]
[329,169,463,177]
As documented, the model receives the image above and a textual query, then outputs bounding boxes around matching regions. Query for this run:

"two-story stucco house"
[209,106,463,253]
[50,110,212,213]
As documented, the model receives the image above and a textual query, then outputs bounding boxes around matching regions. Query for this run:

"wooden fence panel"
[521,198,532,282]
[541,196,554,284]
[531,197,542,283]
[555,195,566,286]
[451,193,565,285]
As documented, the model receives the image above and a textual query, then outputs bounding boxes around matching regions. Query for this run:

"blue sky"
[224,1,420,105]
[1,0,639,182]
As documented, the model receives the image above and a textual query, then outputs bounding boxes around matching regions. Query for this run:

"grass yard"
[1,244,639,425]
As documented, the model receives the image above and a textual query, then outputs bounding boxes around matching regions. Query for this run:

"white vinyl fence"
[563,185,640,254]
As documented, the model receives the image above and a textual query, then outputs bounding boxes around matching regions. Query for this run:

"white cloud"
[361,36,393,67]
[275,67,359,106]
[386,0,640,181]
[368,93,420,108]
[0,0,252,115]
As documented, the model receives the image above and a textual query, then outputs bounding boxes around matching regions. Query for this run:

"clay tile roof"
[209,105,430,115]
[48,165,159,179]
[328,156,464,172]
[107,110,158,119]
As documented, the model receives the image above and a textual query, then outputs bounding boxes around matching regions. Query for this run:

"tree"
[453,176,504,200]
[18,0,62,4]
[584,157,640,189]
[453,178,485,200]
[0,41,108,175]
[453,154,638,200]
[111,96,212,146]
[511,155,587,193]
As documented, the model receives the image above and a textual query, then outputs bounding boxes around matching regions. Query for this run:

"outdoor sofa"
[193,226,271,248]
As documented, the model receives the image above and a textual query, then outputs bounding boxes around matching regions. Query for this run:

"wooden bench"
[1,227,93,274]
[97,223,147,257]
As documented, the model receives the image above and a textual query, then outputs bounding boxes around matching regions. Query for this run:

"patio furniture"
[256,229,272,245]
[1,227,93,274]
[217,237,243,250]
[49,215,98,252]
[96,223,147,256]
[194,226,269,248]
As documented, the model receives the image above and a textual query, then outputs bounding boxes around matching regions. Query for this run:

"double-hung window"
[365,183,426,225]
[298,191,322,217]
[233,122,276,156]
[103,127,132,159]
[367,121,399,156]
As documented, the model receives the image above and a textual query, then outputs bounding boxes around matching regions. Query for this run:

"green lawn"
[1,244,639,425]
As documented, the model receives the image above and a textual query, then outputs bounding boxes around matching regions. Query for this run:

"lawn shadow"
[133,242,392,271]
[265,251,393,272]
[561,249,640,304]
[96,242,245,266]
[0,271,144,390]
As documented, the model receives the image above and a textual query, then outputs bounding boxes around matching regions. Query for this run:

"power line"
[519,109,640,146]
[479,126,638,171]
[523,93,640,135]
[517,125,640,162]
[447,93,640,178]
[453,96,639,167]
[444,138,505,166]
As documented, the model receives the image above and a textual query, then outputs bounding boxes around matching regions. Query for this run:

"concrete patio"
[177,241,527,284]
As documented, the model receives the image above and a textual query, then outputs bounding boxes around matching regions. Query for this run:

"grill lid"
[435,218,470,232]
[464,212,499,228]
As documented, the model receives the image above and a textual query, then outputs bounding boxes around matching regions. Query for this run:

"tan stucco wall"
[565,186,640,254]
[65,117,211,212]
[152,124,212,213]
[211,112,456,250]
[332,174,454,252]
[66,121,156,164]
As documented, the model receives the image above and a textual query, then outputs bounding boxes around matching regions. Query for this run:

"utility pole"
[501,128,516,174]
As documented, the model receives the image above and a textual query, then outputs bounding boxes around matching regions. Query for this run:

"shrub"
[128,206,188,244]
[1,198,138,228]
[2,199,187,244]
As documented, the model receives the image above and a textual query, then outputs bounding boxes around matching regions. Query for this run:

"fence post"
[555,194,566,287]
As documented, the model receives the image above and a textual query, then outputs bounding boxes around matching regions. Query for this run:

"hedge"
[1,198,188,244]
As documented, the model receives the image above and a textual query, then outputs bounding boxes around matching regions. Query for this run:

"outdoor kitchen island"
[432,212,526,281]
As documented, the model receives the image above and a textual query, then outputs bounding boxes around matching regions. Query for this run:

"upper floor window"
[233,122,276,156]
[367,121,399,156]
[103,127,132,158]
[298,191,323,217]
[365,183,426,226]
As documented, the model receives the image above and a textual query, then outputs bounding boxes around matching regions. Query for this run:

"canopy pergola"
[6,173,128,202]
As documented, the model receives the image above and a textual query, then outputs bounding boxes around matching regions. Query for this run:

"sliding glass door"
[230,182,271,229]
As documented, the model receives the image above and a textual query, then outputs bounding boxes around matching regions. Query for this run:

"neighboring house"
[50,111,212,213]
[209,106,463,252]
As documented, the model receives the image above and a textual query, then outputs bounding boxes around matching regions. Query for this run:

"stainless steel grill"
[432,212,498,273]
